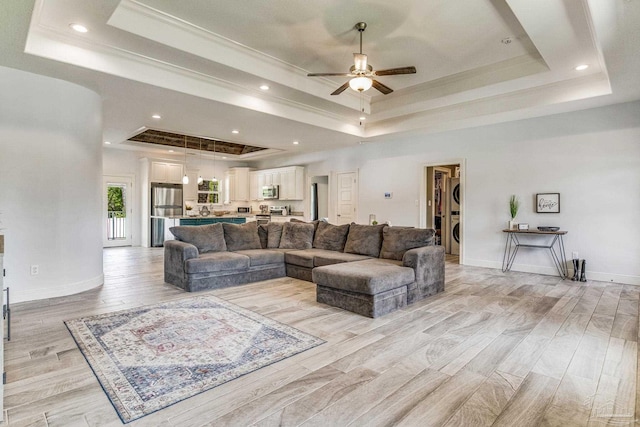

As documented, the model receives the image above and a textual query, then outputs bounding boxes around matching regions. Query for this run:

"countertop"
[150,214,255,219]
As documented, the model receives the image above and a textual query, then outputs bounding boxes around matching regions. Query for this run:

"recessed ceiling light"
[168,149,174,153]
[222,156,227,159]
[232,130,239,134]
[69,23,88,33]
[259,85,270,91]
[293,141,299,145]
[359,116,366,121]
[575,64,589,71]
[104,141,111,145]
[152,114,161,119]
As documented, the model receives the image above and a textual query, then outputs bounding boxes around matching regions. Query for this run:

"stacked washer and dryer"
[449,178,461,255]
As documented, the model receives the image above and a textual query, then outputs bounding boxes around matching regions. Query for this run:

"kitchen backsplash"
[185,200,305,215]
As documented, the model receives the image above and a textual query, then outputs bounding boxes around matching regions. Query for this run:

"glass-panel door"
[103,176,132,247]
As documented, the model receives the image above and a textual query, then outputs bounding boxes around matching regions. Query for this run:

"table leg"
[502,233,511,272]
[502,233,520,272]
[558,235,568,278]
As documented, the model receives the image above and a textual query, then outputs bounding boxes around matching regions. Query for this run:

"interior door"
[336,171,357,225]
[103,175,133,247]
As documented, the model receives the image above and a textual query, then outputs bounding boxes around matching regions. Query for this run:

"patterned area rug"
[65,295,324,423]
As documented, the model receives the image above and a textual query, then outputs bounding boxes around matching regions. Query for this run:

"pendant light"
[197,138,204,185]
[211,140,218,182]
[182,135,189,184]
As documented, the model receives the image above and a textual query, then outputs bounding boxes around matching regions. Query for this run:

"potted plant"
[509,195,520,230]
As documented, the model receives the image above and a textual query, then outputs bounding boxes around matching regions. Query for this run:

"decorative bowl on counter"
[213,210,228,216]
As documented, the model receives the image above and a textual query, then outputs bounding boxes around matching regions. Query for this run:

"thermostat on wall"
[384,192,393,199]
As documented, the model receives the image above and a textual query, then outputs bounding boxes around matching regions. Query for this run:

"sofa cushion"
[313,222,350,252]
[234,249,285,267]
[184,252,250,274]
[279,222,315,250]
[285,248,339,268]
[380,227,435,261]
[314,251,371,267]
[258,224,268,249]
[222,222,262,251]
[169,223,226,253]
[267,222,284,249]
[344,223,386,257]
[312,259,415,295]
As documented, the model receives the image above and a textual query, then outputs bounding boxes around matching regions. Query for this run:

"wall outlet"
[30,264,39,275]
[572,252,579,259]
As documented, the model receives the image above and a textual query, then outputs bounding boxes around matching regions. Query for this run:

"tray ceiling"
[2,0,633,158]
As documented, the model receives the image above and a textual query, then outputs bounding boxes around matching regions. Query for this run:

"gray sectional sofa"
[164,220,445,317]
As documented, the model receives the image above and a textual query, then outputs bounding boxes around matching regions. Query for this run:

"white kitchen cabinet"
[279,166,305,200]
[263,170,280,186]
[249,171,262,201]
[249,166,305,201]
[150,161,184,184]
[225,167,252,202]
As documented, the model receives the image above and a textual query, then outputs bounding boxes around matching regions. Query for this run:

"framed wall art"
[536,193,560,213]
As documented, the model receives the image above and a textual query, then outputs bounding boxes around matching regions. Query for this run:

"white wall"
[0,66,104,302]
[256,101,640,285]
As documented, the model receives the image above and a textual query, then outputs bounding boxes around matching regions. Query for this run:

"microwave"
[237,207,251,214]
[262,185,279,199]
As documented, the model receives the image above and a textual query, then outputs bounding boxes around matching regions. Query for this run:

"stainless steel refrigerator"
[151,183,183,247]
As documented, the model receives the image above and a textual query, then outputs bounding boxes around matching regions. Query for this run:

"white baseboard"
[13,274,104,303]
[464,258,640,286]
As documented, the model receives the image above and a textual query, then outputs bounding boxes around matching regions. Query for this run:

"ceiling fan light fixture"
[182,135,189,184]
[349,76,373,92]
[354,53,368,72]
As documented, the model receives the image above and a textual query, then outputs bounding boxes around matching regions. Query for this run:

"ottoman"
[312,259,415,318]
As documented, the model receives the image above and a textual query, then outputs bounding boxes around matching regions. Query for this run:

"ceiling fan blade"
[373,66,417,76]
[308,72,352,77]
[331,82,350,95]
[372,79,393,95]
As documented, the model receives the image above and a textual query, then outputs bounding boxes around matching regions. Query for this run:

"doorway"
[103,175,133,247]
[309,175,329,221]
[335,171,358,225]
[424,163,463,263]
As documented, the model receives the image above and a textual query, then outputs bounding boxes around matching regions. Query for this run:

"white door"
[336,171,357,225]
[103,175,133,247]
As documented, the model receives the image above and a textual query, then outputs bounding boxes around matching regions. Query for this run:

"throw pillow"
[267,222,284,248]
[258,224,268,249]
[313,221,350,252]
[279,222,315,249]
[344,223,386,257]
[222,222,262,251]
[169,223,226,253]
[379,226,435,260]
[289,217,320,232]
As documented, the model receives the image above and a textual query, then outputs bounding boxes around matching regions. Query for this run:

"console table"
[502,229,568,278]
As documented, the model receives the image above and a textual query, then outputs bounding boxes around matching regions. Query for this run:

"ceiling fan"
[307,22,416,95]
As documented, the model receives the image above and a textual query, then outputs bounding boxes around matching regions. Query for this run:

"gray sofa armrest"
[402,245,445,300]
[164,240,199,279]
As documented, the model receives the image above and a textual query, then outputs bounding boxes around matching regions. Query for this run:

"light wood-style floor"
[3,248,638,426]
